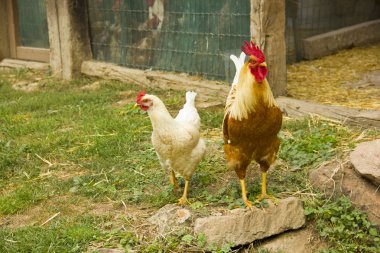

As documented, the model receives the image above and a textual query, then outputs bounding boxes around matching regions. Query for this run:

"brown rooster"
[223,40,283,208]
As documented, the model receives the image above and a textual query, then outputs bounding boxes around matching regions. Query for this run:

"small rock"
[148,204,191,232]
[194,197,305,247]
[309,161,380,225]
[350,139,380,186]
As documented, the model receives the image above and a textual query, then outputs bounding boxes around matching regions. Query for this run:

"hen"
[223,40,283,208]
[135,91,206,205]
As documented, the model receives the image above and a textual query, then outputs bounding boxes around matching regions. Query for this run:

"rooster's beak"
[259,62,267,67]
[133,103,139,109]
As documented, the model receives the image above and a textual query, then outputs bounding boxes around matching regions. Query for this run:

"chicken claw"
[255,171,278,205]
[254,193,278,205]
[177,180,190,206]
[177,196,190,206]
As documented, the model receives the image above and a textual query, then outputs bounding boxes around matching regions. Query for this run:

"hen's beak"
[133,103,139,109]
[259,62,267,67]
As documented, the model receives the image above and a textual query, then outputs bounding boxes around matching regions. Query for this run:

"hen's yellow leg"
[255,171,278,205]
[240,179,252,209]
[178,180,190,206]
[170,170,178,193]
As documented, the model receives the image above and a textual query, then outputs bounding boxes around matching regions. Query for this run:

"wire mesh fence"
[86,0,380,81]
[87,0,251,83]
[16,0,49,48]
[286,0,380,62]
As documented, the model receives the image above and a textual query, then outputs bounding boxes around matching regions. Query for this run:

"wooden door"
[7,0,50,62]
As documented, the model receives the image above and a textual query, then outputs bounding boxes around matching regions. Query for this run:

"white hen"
[136,91,206,205]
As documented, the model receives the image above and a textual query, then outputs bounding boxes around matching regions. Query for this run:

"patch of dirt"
[80,81,101,91]
[309,160,380,226]
[347,70,380,88]
[12,81,41,92]
[0,194,155,229]
[112,90,136,108]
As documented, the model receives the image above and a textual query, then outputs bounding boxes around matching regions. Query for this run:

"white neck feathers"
[228,69,277,121]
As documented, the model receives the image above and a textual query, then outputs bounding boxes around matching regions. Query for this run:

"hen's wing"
[175,91,201,129]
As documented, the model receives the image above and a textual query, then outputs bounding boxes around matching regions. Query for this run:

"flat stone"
[256,225,327,253]
[309,161,380,225]
[350,139,380,186]
[147,204,191,233]
[194,197,305,247]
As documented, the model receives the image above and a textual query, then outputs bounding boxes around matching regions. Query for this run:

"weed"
[305,196,380,253]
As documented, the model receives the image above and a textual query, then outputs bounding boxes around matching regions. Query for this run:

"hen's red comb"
[136,90,146,103]
[241,40,265,63]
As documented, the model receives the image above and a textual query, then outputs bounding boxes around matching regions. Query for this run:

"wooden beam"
[250,0,287,97]
[276,97,380,128]
[16,47,50,62]
[81,60,229,102]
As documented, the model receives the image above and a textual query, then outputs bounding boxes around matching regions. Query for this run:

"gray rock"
[309,161,380,225]
[194,197,305,247]
[256,225,327,253]
[350,139,380,186]
[147,204,191,233]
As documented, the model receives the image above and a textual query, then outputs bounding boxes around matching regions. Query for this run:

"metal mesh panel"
[286,0,380,62]
[16,0,49,48]
[87,0,251,82]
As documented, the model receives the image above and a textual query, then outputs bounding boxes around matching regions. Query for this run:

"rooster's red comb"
[241,40,265,63]
[136,90,146,103]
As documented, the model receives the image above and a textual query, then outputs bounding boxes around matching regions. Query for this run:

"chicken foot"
[178,179,190,206]
[254,171,278,205]
[240,179,253,209]
[170,170,179,193]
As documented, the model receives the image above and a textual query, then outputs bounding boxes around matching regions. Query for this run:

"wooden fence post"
[0,0,10,61]
[251,0,287,96]
[46,0,92,79]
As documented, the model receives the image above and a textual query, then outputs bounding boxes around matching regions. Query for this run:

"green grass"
[0,216,101,252]
[0,69,379,252]
[305,197,380,253]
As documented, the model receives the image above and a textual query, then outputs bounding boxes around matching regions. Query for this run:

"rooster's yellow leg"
[178,180,190,206]
[255,171,278,205]
[240,179,252,209]
[170,170,178,193]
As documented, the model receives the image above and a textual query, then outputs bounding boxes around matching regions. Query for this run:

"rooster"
[223,40,283,208]
[135,91,206,205]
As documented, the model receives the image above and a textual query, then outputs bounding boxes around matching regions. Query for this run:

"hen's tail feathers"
[175,91,201,128]
[230,51,246,86]
[185,91,197,107]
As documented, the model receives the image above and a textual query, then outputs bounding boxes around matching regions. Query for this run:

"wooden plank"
[81,60,380,129]
[250,0,287,97]
[16,46,50,62]
[276,97,380,128]
[6,0,17,58]
[81,60,229,101]
[0,58,49,70]
[303,19,380,60]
